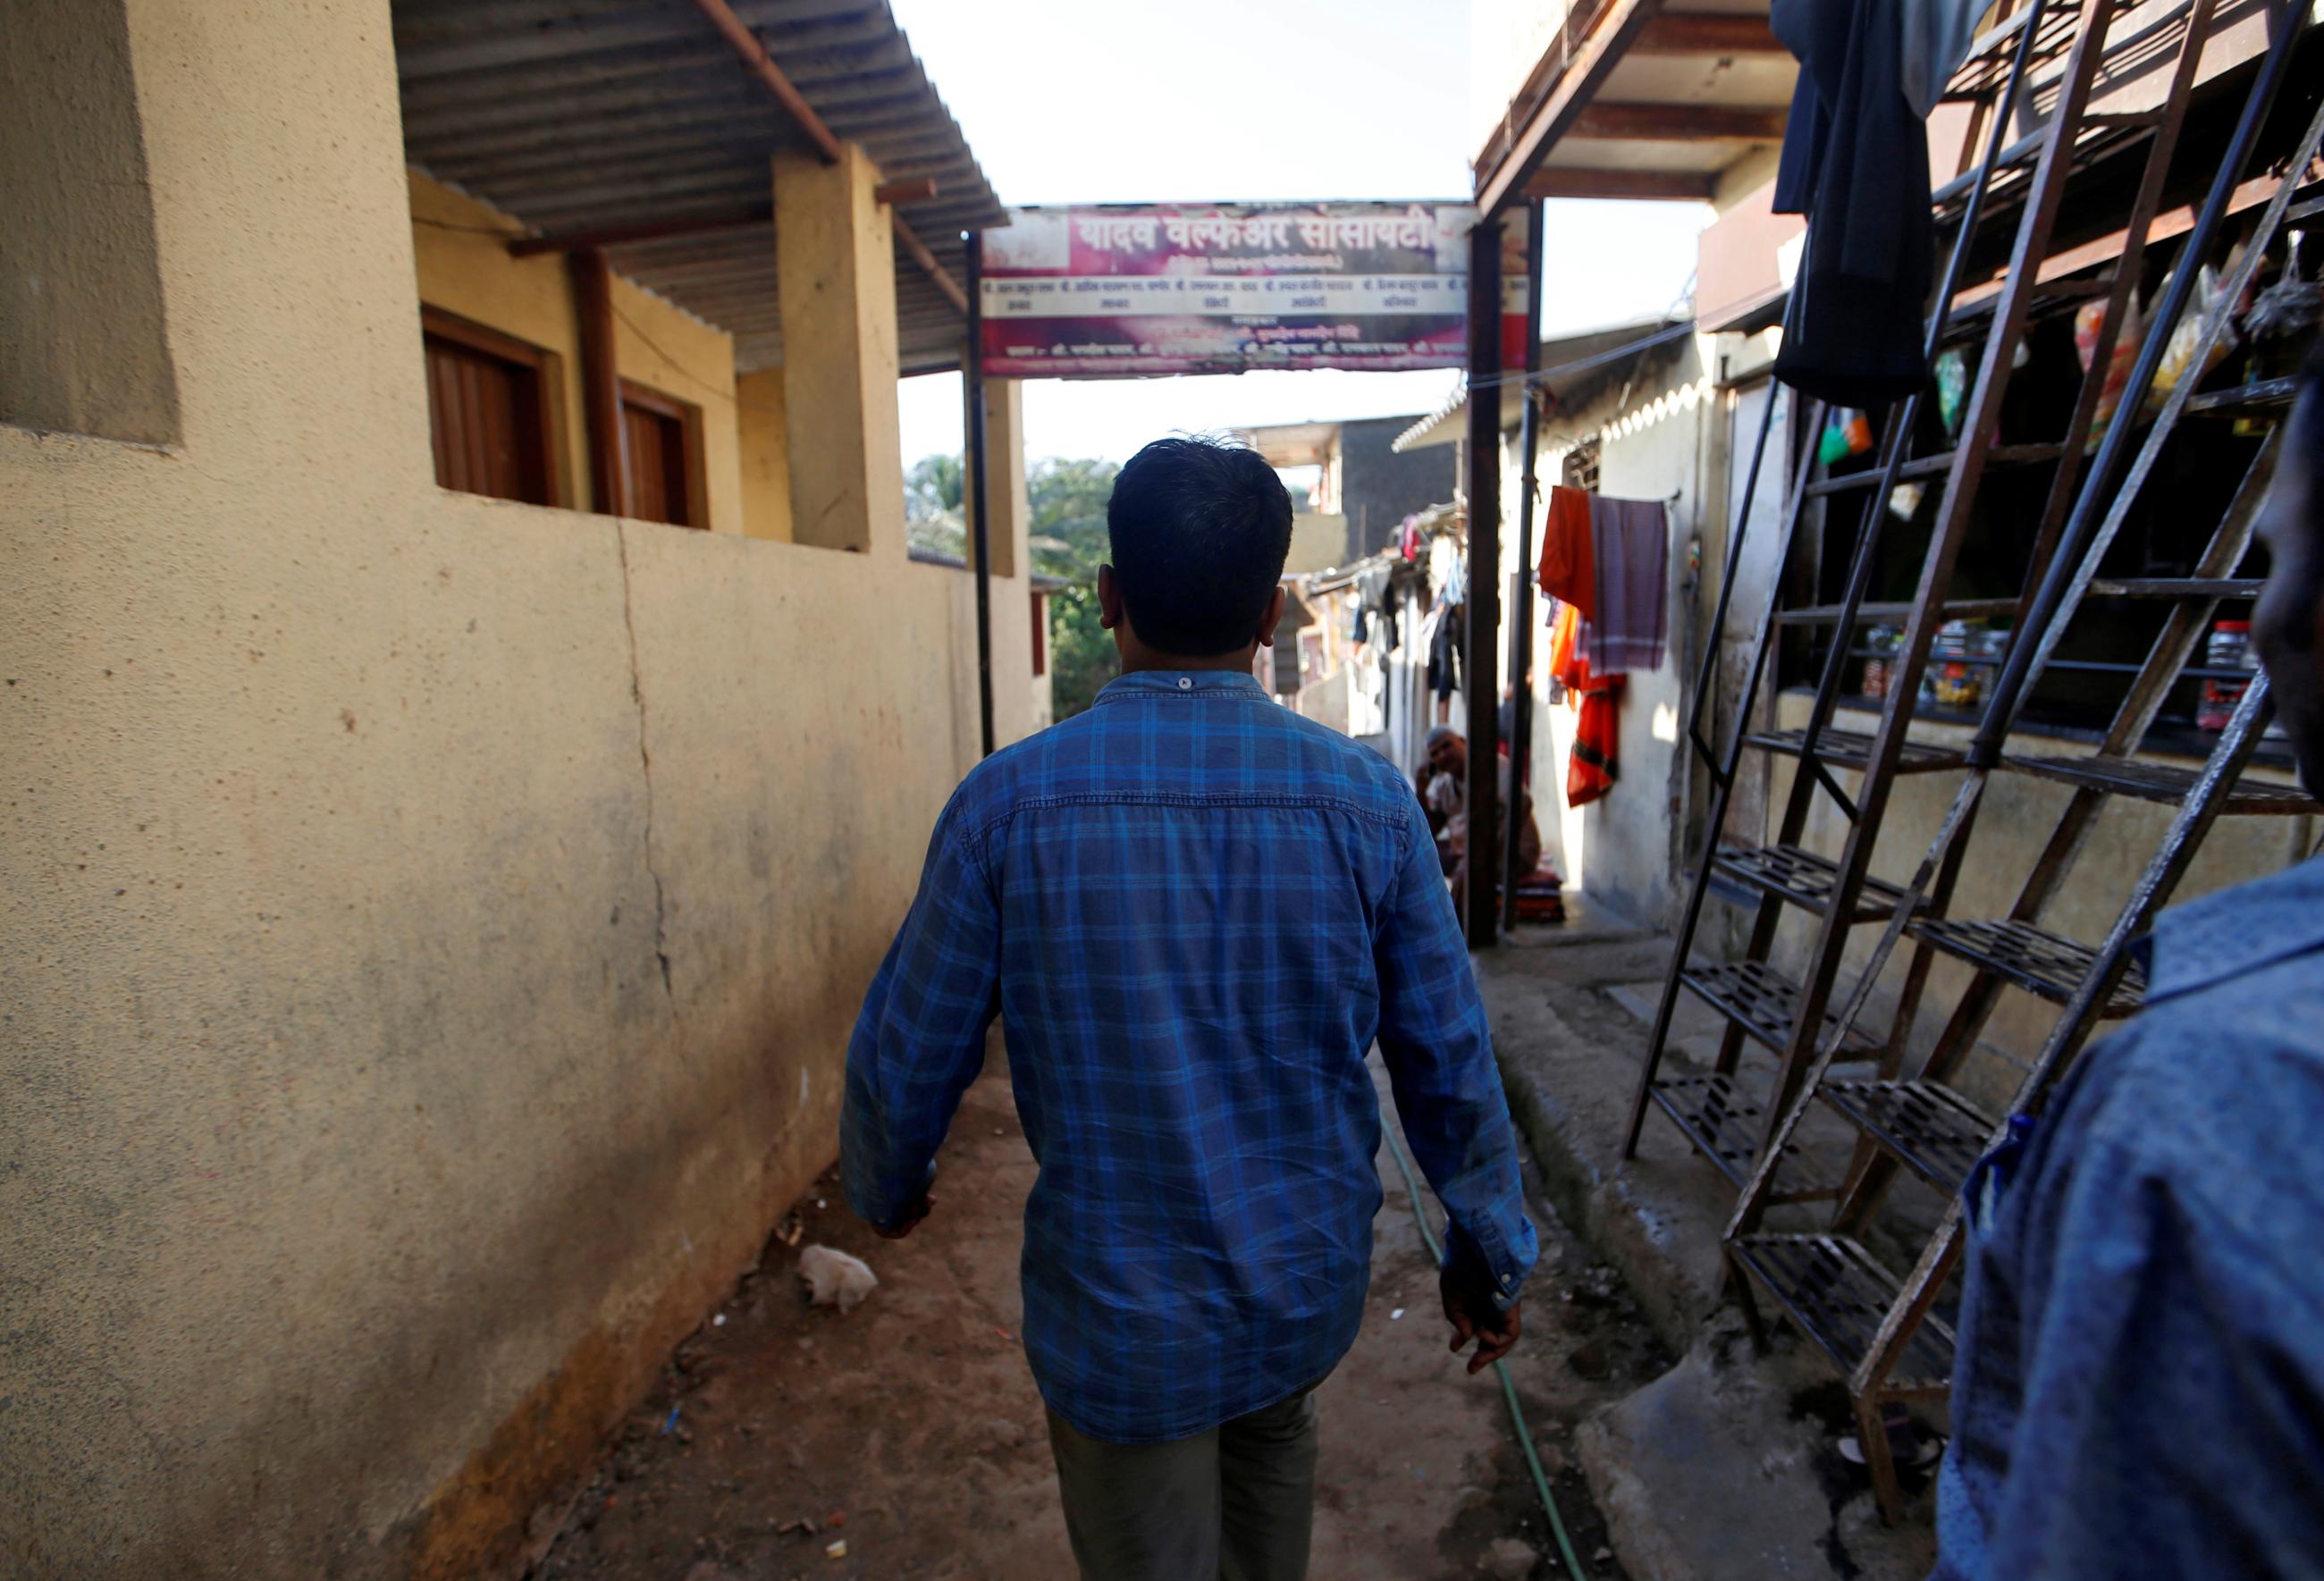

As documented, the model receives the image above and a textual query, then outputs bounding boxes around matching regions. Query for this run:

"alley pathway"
[529,1057,1669,1580]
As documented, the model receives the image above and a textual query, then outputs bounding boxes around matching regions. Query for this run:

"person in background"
[1932,342,2324,1577]
[1413,726,1542,912]
[845,437,1537,1581]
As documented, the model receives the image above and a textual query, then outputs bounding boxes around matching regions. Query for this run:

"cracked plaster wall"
[0,2,1039,1575]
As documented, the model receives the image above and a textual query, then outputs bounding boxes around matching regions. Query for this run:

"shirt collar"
[1093,669,1269,705]
[2135,854,2324,1003]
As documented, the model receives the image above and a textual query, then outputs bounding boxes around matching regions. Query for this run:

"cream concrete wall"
[1518,341,1718,929]
[775,145,905,556]
[408,173,745,534]
[737,367,793,541]
[1760,694,2317,1110]
[0,0,180,445]
[0,3,1031,1575]
[1284,511,1350,575]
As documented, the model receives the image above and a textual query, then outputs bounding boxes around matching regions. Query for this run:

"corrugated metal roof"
[394,0,1004,374]
[1393,315,1689,450]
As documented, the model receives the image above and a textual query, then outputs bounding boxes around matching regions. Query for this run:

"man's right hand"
[873,1192,934,1240]
[1441,1270,1521,1375]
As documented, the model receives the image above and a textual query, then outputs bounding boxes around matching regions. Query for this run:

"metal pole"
[1502,201,1545,933]
[964,230,996,760]
[1464,214,1504,949]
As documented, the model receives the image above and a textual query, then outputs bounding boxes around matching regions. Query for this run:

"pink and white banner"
[977,203,1527,378]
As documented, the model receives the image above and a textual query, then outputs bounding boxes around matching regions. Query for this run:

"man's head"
[1099,437,1293,661]
[2253,340,2324,798]
[1425,727,1468,778]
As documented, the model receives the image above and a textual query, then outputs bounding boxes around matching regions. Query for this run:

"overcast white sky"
[888,0,1713,468]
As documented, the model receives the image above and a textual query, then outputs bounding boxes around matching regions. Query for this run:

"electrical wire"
[1379,1108,1587,1578]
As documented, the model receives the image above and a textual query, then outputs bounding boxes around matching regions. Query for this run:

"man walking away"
[844,436,1538,1581]
[1932,342,2324,1577]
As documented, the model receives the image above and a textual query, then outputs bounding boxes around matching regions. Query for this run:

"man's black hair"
[1106,436,1294,656]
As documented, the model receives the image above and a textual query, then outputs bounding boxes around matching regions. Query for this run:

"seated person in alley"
[1414,725,1542,912]
[1932,343,2324,1578]
[843,436,1537,1581]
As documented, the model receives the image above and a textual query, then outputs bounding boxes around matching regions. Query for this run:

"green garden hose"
[1381,1116,1588,1578]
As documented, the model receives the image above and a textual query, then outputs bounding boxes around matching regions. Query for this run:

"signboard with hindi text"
[976,203,1526,379]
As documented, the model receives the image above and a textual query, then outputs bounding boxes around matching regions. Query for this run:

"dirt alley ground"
[530,1055,1672,1580]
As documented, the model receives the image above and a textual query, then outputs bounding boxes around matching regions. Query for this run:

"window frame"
[617,379,708,530]
[419,304,561,509]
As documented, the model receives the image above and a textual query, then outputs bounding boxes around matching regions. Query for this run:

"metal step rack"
[1703,4,2322,1522]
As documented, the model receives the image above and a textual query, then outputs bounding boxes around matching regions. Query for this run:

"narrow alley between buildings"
[530,1054,1662,1581]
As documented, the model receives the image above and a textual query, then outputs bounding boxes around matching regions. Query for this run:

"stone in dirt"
[1481,1535,1542,1578]
[797,1245,880,1313]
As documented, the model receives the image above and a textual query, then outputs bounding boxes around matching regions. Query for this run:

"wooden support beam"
[686,0,968,316]
[874,176,939,206]
[1477,0,1667,218]
[1634,13,1784,54]
[1570,102,1788,141]
[568,248,630,517]
[686,0,844,164]
[509,205,770,257]
[1523,167,1718,201]
[893,214,968,315]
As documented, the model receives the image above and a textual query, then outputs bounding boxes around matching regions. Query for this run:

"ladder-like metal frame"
[1724,34,2324,1521]
[1626,0,2164,1187]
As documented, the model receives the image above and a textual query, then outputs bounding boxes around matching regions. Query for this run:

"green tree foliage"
[904,453,1123,720]
[905,452,965,560]
[1027,458,1121,719]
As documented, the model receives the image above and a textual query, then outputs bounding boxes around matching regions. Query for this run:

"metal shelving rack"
[1712,13,2324,1521]
[1624,0,2214,1197]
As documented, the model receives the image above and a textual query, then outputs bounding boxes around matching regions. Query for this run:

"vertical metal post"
[1501,201,1545,933]
[1464,214,1504,950]
[963,231,996,760]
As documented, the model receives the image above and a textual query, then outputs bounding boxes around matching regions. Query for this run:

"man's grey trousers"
[1045,1389,1320,1580]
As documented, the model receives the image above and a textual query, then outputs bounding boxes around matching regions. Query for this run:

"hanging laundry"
[1427,602,1464,703]
[1568,681,1622,808]
[1355,565,1398,654]
[1584,496,1669,677]
[1537,484,1596,618]
[1547,600,1587,693]
[1899,0,1991,117]
[1771,0,1934,406]
[1547,599,1621,808]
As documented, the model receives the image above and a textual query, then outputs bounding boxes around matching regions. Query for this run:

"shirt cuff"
[1440,1219,1527,1310]
[843,1156,938,1234]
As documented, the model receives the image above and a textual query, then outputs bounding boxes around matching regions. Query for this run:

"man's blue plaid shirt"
[842,669,1538,1443]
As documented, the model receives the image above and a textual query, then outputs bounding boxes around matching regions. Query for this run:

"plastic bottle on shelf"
[2197,619,2252,731]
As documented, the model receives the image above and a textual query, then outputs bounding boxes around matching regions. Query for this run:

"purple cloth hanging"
[1584,496,1669,676]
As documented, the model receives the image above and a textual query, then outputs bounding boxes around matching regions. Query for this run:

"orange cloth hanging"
[1537,485,1596,619]
[1546,599,1589,693]
[1547,597,1621,807]
[1567,683,1621,807]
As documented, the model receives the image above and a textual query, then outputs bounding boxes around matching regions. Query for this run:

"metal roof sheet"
[1392,315,1689,450]
[394,0,1003,373]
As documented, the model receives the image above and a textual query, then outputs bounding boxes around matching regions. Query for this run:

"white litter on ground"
[798,1245,880,1313]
